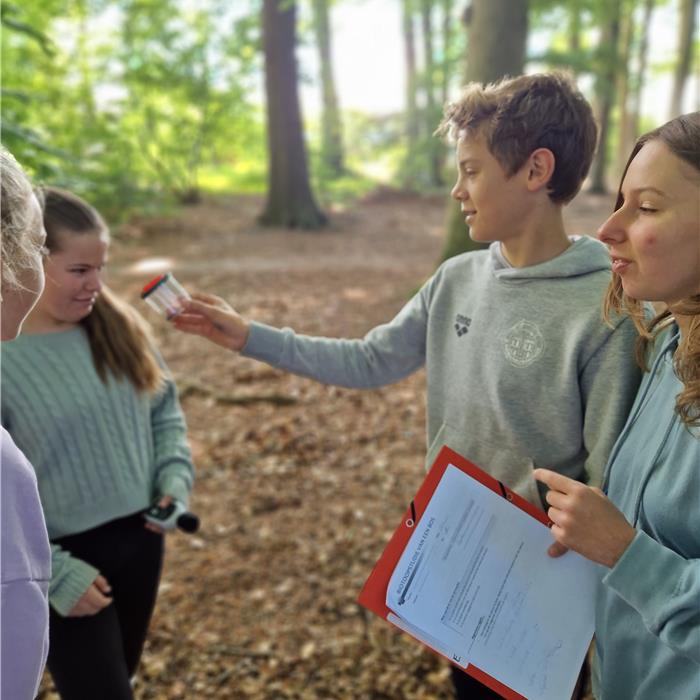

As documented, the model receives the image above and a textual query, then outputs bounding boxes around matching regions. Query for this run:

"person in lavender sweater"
[0,146,51,699]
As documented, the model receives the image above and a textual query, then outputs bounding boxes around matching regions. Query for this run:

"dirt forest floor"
[38,188,615,700]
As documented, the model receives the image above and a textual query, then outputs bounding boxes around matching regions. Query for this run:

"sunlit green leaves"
[2,0,261,214]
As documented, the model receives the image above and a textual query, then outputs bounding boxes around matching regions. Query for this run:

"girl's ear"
[526,148,556,193]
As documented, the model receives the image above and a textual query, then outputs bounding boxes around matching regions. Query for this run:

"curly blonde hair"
[1,146,43,291]
[604,112,700,427]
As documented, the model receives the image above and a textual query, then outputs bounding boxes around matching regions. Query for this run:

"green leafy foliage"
[1,0,688,224]
[2,0,261,217]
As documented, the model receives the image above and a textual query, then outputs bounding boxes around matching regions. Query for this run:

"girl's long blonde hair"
[42,187,163,392]
[603,112,700,426]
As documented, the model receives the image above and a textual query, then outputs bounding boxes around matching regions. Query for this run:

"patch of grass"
[199,154,402,212]
[199,161,266,194]
[314,169,382,209]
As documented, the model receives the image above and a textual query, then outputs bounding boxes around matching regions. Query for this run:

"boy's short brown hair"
[438,72,597,203]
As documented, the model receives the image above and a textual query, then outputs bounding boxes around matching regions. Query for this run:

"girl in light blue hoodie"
[535,112,700,699]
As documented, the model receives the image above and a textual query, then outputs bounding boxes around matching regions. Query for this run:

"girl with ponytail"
[1,187,195,699]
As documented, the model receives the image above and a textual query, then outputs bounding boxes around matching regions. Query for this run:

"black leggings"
[451,666,504,699]
[47,513,164,700]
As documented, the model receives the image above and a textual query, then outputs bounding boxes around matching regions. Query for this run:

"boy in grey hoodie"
[174,73,641,698]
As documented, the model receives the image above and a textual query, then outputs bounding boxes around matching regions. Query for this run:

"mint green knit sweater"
[1,327,194,615]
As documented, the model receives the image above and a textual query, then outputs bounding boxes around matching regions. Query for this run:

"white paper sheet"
[386,464,597,700]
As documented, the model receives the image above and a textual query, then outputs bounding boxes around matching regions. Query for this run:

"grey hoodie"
[243,237,641,505]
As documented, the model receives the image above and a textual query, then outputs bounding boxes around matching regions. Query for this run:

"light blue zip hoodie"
[593,325,700,699]
[243,237,641,504]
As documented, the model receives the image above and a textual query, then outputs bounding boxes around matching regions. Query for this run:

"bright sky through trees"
[55,0,696,122]
[7,0,696,211]
[298,0,696,121]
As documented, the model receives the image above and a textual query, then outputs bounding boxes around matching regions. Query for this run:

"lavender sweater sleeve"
[1,428,51,700]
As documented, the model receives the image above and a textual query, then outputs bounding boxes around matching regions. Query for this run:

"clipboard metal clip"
[405,500,417,528]
[497,480,514,501]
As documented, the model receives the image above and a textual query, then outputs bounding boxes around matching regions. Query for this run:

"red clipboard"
[357,445,551,700]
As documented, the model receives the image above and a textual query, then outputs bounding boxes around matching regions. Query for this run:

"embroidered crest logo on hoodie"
[503,320,544,367]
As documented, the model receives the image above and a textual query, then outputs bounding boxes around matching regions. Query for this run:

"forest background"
[2,0,698,698]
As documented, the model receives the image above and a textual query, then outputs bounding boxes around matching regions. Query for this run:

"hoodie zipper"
[601,330,680,526]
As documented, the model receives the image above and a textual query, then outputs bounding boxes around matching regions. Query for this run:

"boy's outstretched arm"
[172,276,433,390]
[173,293,250,351]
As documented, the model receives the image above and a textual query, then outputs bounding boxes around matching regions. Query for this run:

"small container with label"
[141,272,190,319]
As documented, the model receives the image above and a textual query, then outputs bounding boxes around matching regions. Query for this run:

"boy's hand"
[533,468,636,568]
[172,292,250,351]
[67,574,112,617]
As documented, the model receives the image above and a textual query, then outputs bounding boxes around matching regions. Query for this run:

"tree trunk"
[669,0,698,118]
[421,0,444,186]
[463,0,528,84]
[312,0,344,178]
[401,0,420,188]
[614,5,635,181]
[441,0,528,261]
[568,0,582,60]
[76,0,97,123]
[259,0,327,229]
[588,0,622,194]
[629,0,654,140]
[441,0,453,105]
